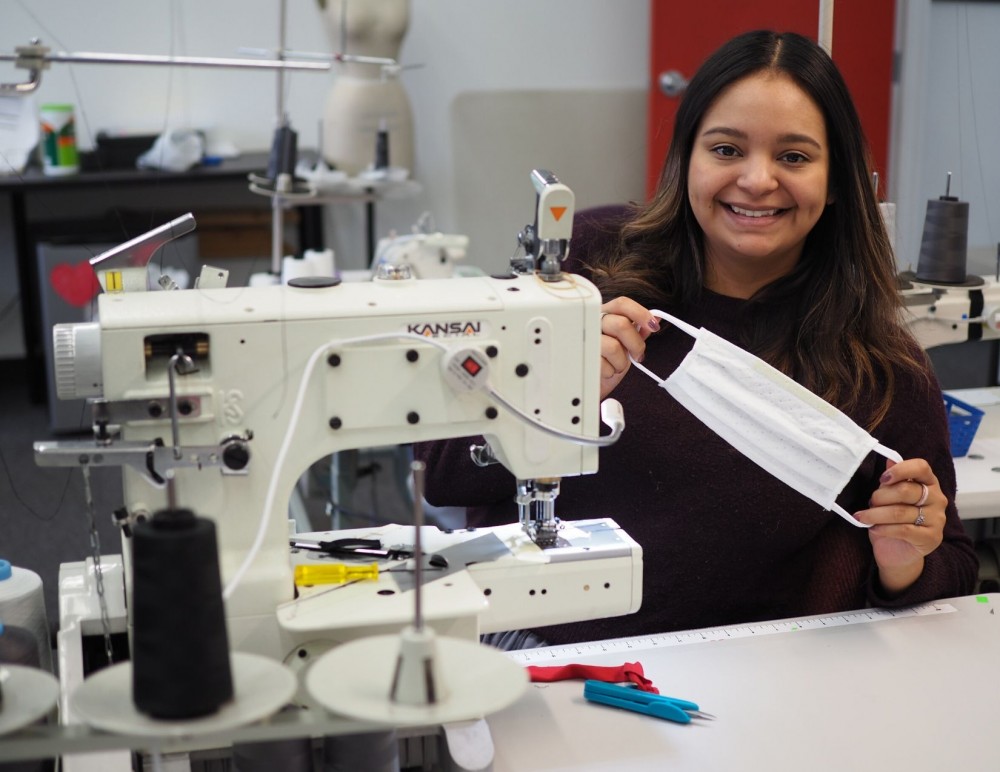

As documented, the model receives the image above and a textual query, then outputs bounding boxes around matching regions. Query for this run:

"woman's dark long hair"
[588,30,924,429]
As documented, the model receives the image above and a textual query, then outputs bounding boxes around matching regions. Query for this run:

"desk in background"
[0,153,323,399]
[950,387,1000,520]
[492,593,998,772]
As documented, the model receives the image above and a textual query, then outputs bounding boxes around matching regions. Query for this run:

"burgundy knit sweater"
[414,212,978,646]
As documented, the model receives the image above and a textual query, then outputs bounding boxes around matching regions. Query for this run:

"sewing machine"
[901,274,1000,349]
[373,225,469,279]
[32,171,640,719]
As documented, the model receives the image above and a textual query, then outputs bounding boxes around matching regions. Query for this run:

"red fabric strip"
[525,661,658,693]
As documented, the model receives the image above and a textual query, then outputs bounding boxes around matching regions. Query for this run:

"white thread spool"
[0,559,52,673]
[282,249,336,284]
[303,248,335,277]
[879,202,897,258]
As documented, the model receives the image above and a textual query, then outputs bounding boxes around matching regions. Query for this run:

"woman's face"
[687,71,832,298]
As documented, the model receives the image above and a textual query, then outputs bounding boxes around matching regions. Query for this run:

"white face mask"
[630,310,902,528]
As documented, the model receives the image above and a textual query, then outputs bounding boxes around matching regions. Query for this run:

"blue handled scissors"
[583,680,716,724]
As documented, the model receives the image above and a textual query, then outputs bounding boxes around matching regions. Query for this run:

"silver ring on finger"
[913,507,926,527]
[914,483,929,508]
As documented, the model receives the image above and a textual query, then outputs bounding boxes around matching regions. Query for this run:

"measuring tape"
[507,602,957,664]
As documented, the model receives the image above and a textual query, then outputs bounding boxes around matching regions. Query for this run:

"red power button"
[461,356,482,377]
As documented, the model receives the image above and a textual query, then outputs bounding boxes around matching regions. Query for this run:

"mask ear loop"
[628,309,697,385]
[873,444,904,464]
[650,309,699,337]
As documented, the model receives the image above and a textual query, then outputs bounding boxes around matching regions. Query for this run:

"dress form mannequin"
[320,0,415,176]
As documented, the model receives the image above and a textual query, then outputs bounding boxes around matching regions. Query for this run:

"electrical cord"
[224,331,624,600]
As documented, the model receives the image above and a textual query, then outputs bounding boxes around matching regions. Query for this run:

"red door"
[647,0,895,199]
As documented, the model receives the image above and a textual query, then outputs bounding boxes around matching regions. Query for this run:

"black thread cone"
[131,508,233,719]
[915,197,970,284]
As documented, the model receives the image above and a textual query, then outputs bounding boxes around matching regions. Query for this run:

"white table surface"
[487,593,999,772]
[949,387,1000,519]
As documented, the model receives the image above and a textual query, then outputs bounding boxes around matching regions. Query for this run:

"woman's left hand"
[853,457,946,594]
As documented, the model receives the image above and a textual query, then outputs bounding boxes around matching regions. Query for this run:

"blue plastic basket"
[943,394,984,457]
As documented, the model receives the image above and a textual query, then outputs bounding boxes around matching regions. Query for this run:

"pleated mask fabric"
[630,310,902,527]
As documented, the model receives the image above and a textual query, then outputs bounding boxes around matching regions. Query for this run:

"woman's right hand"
[599,297,661,399]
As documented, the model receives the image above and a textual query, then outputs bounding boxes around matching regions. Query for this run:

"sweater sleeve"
[413,435,515,508]
[865,362,979,607]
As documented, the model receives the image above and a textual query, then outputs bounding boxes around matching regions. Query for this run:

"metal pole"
[818,0,835,55]
[272,0,289,276]
[410,460,426,632]
[0,50,331,72]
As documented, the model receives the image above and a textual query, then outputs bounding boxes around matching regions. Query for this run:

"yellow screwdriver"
[294,563,380,586]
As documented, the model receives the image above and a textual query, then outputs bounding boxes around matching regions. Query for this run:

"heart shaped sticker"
[50,261,101,308]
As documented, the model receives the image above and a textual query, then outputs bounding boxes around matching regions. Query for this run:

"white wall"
[891,0,1000,278]
[1,0,650,272]
[399,0,649,272]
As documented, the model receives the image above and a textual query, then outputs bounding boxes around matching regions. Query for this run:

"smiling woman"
[593,30,907,425]
[414,30,977,649]
[688,72,832,298]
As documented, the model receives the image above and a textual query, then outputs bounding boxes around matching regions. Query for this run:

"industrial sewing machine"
[897,181,1000,350]
[901,274,1000,349]
[29,170,641,756]
[373,219,469,279]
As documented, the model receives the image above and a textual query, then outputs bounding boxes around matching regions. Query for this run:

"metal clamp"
[1,41,50,95]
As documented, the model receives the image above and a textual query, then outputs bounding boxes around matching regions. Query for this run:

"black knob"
[222,442,250,471]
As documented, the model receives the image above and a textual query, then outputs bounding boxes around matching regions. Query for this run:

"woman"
[415,30,977,646]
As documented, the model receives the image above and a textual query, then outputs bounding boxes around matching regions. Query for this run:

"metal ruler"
[506,602,958,664]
